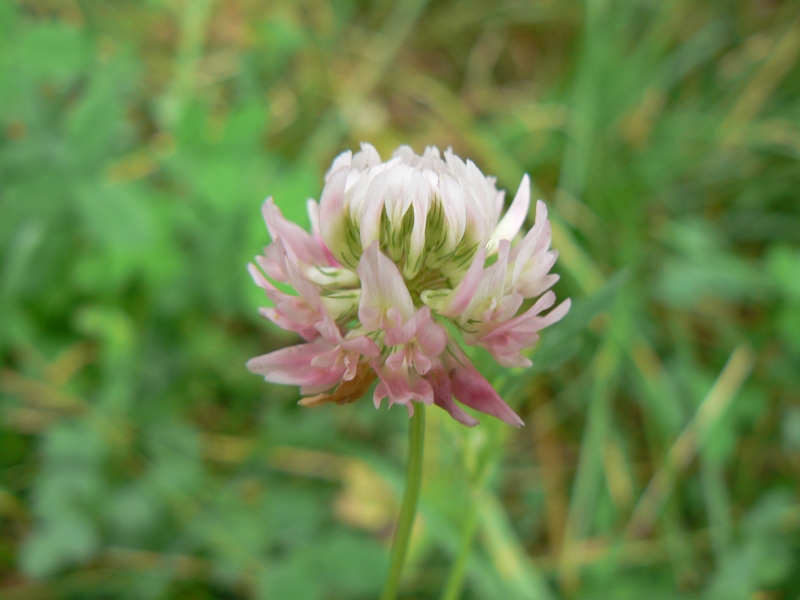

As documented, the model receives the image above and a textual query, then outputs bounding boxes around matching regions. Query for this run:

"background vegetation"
[1,0,799,598]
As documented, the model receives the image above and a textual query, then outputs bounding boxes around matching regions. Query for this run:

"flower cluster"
[247,144,570,427]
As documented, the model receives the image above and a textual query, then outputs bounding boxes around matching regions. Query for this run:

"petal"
[518,273,560,299]
[357,242,415,330]
[440,159,487,248]
[490,346,534,369]
[383,165,415,227]
[411,309,448,357]
[359,173,389,251]
[392,144,417,163]
[428,362,479,427]
[352,142,381,170]
[348,160,393,222]
[404,171,432,278]
[268,238,325,312]
[248,260,322,340]
[319,167,351,265]
[258,307,319,341]
[489,292,565,337]
[373,381,389,409]
[385,350,407,371]
[411,350,432,375]
[248,261,275,293]
[434,246,486,318]
[446,346,524,427]
[465,159,497,232]
[438,174,467,244]
[383,305,425,344]
[510,201,551,280]
[316,317,381,357]
[461,240,511,322]
[450,365,524,427]
[529,296,571,330]
[256,245,289,283]
[487,174,531,255]
[342,333,381,358]
[384,314,418,347]
[326,149,352,180]
[247,340,344,390]
[477,291,556,344]
[473,295,571,366]
[307,199,340,267]
[261,199,316,264]
[374,366,434,407]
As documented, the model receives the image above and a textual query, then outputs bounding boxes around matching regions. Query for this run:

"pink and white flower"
[247,143,570,426]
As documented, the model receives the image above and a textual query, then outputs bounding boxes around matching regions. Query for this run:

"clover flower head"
[247,143,570,427]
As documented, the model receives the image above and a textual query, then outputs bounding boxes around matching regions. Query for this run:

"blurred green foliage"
[1,0,799,598]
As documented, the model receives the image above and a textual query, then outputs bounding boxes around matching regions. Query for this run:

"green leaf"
[20,513,100,577]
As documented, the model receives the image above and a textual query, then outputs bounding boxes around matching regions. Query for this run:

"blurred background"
[1,0,799,598]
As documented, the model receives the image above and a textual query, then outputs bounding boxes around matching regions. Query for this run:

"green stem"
[381,404,426,600]
[440,501,479,600]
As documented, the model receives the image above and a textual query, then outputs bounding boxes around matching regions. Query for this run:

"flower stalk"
[381,404,426,600]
